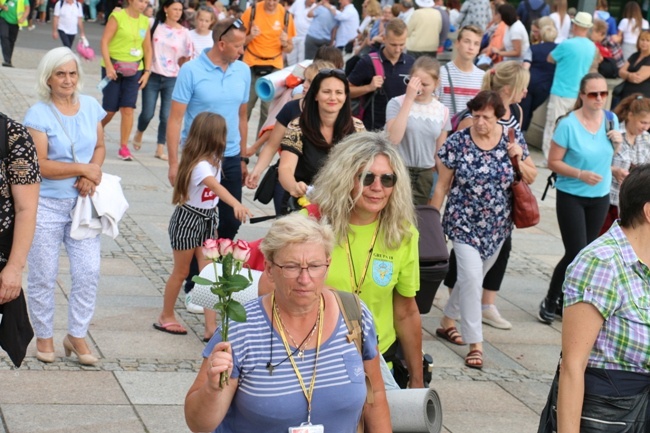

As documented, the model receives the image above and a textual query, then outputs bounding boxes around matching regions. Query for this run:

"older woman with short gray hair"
[24,46,106,365]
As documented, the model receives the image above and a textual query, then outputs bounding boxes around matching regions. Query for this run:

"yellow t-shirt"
[241,3,296,70]
[326,221,420,355]
[102,9,149,68]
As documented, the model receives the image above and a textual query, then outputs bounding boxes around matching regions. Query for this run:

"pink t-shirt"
[151,23,193,77]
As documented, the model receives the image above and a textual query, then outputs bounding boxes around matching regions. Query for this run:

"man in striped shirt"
[437,25,484,116]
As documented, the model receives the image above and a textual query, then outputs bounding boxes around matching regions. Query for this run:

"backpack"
[244,2,291,60]
[350,52,385,124]
[541,110,615,200]
[523,0,546,32]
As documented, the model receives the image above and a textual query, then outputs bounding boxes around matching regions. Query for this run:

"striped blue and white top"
[203,296,379,433]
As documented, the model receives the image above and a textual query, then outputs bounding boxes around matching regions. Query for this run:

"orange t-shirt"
[241,3,296,70]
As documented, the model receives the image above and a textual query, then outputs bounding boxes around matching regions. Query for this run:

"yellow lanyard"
[345,222,380,295]
[272,293,324,423]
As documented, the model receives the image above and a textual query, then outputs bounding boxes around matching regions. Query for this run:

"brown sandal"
[436,326,466,345]
[465,350,483,369]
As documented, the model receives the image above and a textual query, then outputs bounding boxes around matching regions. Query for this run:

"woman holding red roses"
[155,113,251,339]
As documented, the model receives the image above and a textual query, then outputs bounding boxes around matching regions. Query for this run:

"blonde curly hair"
[310,131,415,250]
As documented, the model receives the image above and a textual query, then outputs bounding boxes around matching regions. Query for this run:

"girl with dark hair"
[491,3,529,62]
[600,93,650,232]
[537,73,624,325]
[278,68,364,207]
[132,0,192,161]
[156,113,252,339]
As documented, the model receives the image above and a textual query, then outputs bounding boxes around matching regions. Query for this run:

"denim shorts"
[101,67,142,112]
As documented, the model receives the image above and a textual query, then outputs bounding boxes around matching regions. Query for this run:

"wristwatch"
[241,157,250,164]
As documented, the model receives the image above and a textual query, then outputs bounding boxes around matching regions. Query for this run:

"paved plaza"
[0,23,565,433]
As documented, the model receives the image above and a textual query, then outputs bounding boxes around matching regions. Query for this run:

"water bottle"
[97,76,111,91]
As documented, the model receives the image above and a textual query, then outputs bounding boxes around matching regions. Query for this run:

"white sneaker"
[185,293,204,314]
[482,304,512,330]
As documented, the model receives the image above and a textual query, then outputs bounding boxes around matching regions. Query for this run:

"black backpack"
[523,0,546,32]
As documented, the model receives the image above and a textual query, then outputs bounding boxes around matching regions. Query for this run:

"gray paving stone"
[114,371,196,405]
[497,381,554,415]
[0,371,128,404]
[1,404,144,433]
[135,405,192,433]
[442,410,541,433]
[91,329,204,360]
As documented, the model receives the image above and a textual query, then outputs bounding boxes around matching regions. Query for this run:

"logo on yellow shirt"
[372,260,393,287]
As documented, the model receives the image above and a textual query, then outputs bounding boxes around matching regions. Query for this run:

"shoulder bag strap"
[48,104,78,163]
[332,290,374,409]
[444,63,457,114]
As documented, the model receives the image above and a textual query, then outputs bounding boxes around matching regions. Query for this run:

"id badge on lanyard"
[288,423,325,433]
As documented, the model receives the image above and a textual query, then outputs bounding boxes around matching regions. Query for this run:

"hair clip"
[636,95,644,100]
[490,69,496,75]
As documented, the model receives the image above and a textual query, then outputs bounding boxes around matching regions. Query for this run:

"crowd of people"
[0,0,650,430]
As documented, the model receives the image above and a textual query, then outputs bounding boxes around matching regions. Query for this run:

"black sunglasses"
[218,18,243,41]
[359,172,397,188]
[584,91,608,100]
[318,68,347,80]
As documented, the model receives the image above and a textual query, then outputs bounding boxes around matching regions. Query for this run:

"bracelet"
[143,69,151,73]
[241,157,250,164]
[577,169,582,180]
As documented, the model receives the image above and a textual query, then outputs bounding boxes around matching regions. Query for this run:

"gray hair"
[260,213,335,263]
[401,0,413,7]
[36,47,84,102]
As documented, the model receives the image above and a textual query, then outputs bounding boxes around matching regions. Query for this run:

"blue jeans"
[136,72,176,145]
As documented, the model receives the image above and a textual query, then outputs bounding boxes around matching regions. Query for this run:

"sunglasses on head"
[318,68,347,80]
[584,91,608,100]
[218,18,243,41]
[359,172,397,188]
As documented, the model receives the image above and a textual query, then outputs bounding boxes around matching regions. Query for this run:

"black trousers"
[58,30,76,49]
[545,190,609,302]
[585,368,650,420]
[0,17,19,64]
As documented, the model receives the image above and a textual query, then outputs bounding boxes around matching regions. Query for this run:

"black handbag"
[538,360,650,433]
[612,81,626,98]
[253,162,278,205]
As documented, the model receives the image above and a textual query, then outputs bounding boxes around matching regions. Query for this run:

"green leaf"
[227,301,247,322]
[211,287,227,298]
[222,274,251,289]
[192,276,215,286]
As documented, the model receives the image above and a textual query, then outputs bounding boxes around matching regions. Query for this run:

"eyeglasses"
[218,18,243,41]
[272,262,330,278]
[584,91,608,100]
[317,68,347,80]
[359,172,397,188]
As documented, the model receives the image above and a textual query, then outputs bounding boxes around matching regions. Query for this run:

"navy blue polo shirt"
[348,49,415,131]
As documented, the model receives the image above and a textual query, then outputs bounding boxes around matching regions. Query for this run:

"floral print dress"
[438,126,529,260]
